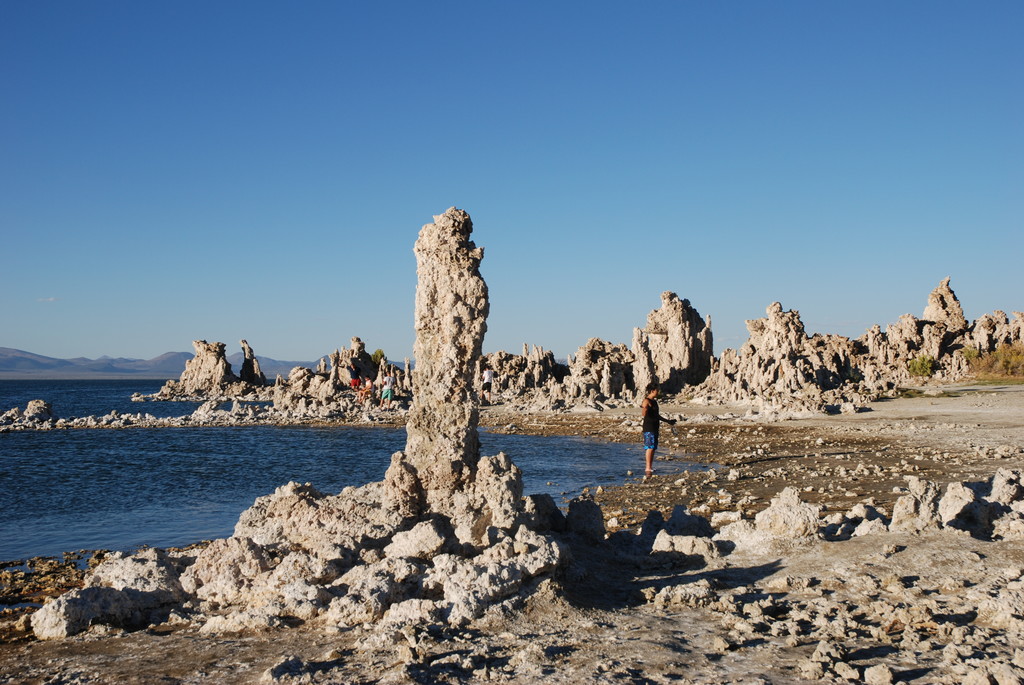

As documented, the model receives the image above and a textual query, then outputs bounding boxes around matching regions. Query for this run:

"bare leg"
[645,448,654,475]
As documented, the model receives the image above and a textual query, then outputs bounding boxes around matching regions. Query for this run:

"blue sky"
[2,1,1021,363]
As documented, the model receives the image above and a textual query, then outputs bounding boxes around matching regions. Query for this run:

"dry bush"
[969,343,1024,378]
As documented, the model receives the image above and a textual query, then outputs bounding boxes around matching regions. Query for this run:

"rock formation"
[380,208,551,549]
[479,345,567,396]
[400,207,490,515]
[130,277,1022,422]
[633,291,714,393]
[966,309,1024,355]
[851,277,1022,385]
[138,336,408,420]
[693,277,1024,414]
[151,340,267,401]
[922,276,967,330]
[341,337,376,384]
[564,338,635,400]
[270,338,410,418]
[271,365,346,417]
[237,339,266,386]
[173,340,239,394]
[473,293,714,412]
[0,399,55,430]
[8,274,1023,431]
[692,301,868,414]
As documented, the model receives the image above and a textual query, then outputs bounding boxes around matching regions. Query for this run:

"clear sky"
[2,1,1021,363]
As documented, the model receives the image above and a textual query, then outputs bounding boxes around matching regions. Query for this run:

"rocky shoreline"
[5,269,1021,435]
[2,384,1024,683]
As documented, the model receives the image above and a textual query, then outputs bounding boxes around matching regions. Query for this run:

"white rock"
[651,530,720,559]
[180,537,271,606]
[384,519,453,560]
[31,548,186,640]
[753,487,821,538]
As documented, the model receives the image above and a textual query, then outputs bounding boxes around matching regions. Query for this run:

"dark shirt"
[642,397,662,434]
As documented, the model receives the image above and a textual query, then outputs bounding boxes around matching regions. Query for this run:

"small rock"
[709,635,730,653]
[864,663,895,685]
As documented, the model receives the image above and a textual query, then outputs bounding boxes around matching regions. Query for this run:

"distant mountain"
[0,348,192,379]
[0,348,316,380]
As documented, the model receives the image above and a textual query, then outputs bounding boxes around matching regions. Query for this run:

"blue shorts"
[643,432,658,450]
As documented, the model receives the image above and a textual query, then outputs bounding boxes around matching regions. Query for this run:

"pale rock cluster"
[479,291,714,411]
[634,290,714,393]
[133,335,405,421]
[0,399,187,431]
[5,268,1022,431]
[699,467,1024,548]
[31,472,1024,684]
[712,486,823,554]
[563,338,636,401]
[692,277,1024,414]
[269,337,410,418]
[1,317,413,433]
[30,548,189,639]
[152,340,257,400]
[478,345,568,396]
[11,274,1019,430]
[474,278,1020,418]
[693,301,873,415]
[0,399,54,429]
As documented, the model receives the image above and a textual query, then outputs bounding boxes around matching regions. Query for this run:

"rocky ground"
[2,382,1023,684]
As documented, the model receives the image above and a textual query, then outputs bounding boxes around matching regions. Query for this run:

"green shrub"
[371,348,387,366]
[960,346,980,362]
[969,343,1024,378]
[908,355,936,377]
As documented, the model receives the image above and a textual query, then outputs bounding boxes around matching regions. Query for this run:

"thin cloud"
[36,297,59,303]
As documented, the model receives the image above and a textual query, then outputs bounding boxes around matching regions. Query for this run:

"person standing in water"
[641,383,676,477]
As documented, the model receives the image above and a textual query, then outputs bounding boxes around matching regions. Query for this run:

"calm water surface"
[0,380,696,560]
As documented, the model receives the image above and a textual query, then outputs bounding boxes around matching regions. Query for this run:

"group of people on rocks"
[346,362,399,410]
[341,360,501,411]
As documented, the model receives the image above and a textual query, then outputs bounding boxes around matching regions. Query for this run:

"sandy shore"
[2,382,1023,683]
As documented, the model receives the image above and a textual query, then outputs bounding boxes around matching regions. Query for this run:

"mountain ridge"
[0,347,315,380]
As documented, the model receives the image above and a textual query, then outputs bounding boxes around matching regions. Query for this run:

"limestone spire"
[403,207,490,509]
[922,276,967,331]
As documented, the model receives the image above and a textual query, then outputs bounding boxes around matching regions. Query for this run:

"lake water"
[0,380,695,561]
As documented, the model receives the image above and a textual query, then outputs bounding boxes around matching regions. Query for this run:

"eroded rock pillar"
[403,207,489,511]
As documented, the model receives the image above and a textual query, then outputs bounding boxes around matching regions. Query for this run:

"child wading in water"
[641,383,676,477]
